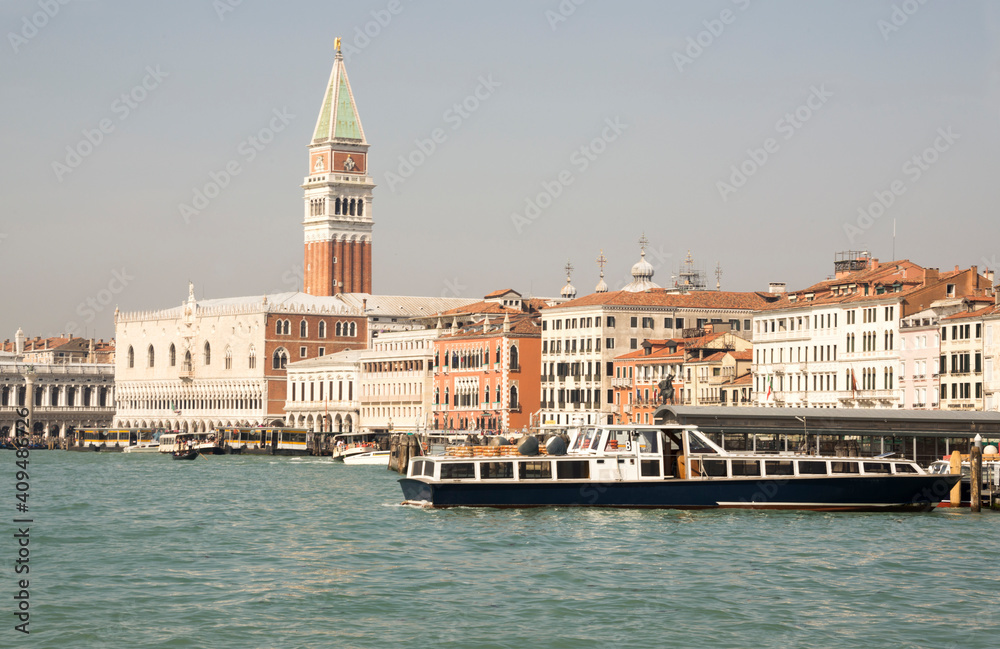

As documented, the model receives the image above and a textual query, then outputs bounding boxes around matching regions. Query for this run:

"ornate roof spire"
[560,260,577,299]
[595,249,608,293]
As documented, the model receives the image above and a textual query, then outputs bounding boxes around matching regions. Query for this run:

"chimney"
[768,282,786,294]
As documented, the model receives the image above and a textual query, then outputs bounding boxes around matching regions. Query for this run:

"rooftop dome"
[623,248,661,292]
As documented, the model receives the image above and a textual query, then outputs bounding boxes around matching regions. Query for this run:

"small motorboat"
[171,449,199,461]
[342,450,391,466]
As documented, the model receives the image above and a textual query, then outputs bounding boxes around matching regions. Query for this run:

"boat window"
[893,463,918,474]
[731,460,761,477]
[482,462,514,479]
[423,462,435,477]
[765,460,794,476]
[556,460,590,479]
[862,462,891,474]
[686,432,717,454]
[603,430,626,452]
[440,463,476,479]
[411,460,425,476]
[572,428,600,451]
[799,460,826,475]
[519,461,552,479]
[635,430,659,454]
[831,462,859,474]
[702,459,728,477]
[640,460,661,477]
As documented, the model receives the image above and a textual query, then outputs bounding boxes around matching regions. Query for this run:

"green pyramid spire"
[312,49,366,144]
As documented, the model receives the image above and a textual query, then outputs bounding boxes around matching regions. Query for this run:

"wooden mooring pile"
[951,447,1000,511]
[388,434,423,474]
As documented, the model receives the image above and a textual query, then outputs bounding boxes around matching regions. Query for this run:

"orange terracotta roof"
[730,350,753,361]
[484,288,519,299]
[722,371,754,386]
[942,304,1000,320]
[547,289,780,311]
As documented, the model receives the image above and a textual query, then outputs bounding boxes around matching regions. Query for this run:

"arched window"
[183,350,192,371]
[434,352,440,368]
[249,345,256,369]
[225,347,233,370]
[127,346,134,368]
[336,322,343,337]
[284,320,291,335]
[510,386,519,409]
[203,342,211,366]
[484,383,490,403]
[169,344,176,367]
[272,348,288,370]
[349,322,357,337]
[300,320,308,337]
[444,387,449,406]
[495,385,501,403]
[349,198,356,216]
[358,200,364,217]
[147,345,155,368]
[434,388,439,405]
[495,344,501,364]
[318,321,326,338]
[509,345,519,370]
[275,320,283,335]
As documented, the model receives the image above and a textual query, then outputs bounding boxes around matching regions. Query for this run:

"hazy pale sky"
[2,0,999,340]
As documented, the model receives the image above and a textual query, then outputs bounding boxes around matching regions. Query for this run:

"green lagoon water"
[3,451,998,648]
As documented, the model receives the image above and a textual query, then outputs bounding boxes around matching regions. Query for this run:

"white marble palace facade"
[114,285,365,433]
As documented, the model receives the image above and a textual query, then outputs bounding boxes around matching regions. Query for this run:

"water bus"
[72,428,157,452]
[219,428,310,455]
[330,432,385,461]
[158,431,223,455]
[400,424,960,511]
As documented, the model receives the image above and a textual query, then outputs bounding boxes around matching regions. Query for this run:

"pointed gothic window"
[275,320,282,335]
[272,348,288,370]
[203,342,211,366]
[147,345,155,368]
[510,345,519,370]
[127,346,134,369]
[349,322,356,337]
[336,322,343,336]
[169,343,176,367]
[495,385,501,403]
[225,347,233,370]
[183,350,192,372]
[510,386,519,409]
[249,345,256,369]
[318,321,326,338]
[300,319,308,337]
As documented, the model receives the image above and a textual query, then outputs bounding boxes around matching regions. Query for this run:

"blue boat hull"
[399,474,960,512]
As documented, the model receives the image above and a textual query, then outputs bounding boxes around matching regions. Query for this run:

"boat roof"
[657,406,1000,437]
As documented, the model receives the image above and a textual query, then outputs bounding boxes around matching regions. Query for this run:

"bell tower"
[302,38,374,296]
